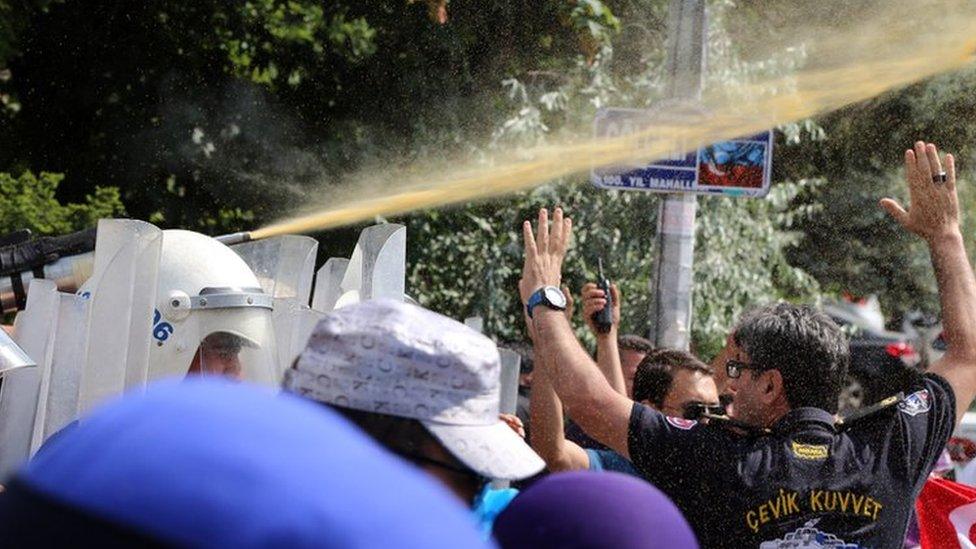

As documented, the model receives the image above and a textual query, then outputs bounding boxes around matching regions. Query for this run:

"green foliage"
[406,0,821,357]
[214,1,376,87]
[0,0,968,341]
[787,170,937,319]
[0,171,125,235]
[776,66,976,324]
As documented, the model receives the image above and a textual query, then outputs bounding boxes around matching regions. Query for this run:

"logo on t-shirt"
[665,416,698,430]
[759,519,860,548]
[791,441,829,460]
[898,389,931,417]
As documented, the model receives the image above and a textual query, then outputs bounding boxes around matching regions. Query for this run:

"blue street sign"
[591,108,773,198]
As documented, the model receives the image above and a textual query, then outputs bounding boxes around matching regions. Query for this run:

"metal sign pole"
[648,0,706,350]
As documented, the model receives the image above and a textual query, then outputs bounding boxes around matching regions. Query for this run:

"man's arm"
[882,142,976,424]
[581,282,627,396]
[523,286,591,471]
[529,352,592,471]
[519,208,634,458]
[533,308,634,458]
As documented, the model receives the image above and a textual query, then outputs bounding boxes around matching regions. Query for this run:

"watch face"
[544,286,567,308]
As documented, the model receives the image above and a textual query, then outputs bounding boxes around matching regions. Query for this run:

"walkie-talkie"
[593,258,614,333]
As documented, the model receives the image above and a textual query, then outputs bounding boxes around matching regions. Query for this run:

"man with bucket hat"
[283,298,545,536]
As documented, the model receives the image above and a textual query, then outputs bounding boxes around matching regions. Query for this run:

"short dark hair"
[618,334,654,355]
[733,303,849,413]
[632,349,713,406]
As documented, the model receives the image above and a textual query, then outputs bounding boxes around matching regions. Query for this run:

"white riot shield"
[464,317,484,333]
[310,224,405,311]
[0,327,34,375]
[498,349,521,416]
[271,298,325,381]
[37,292,90,446]
[0,279,59,478]
[342,224,405,301]
[233,236,318,304]
[75,220,163,414]
[311,258,349,312]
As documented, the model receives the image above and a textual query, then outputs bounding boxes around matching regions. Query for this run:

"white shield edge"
[271,297,325,382]
[0,279,60,478]
[339,224,405,302]
[311,257,349,312]
[498,348,522,416]
[233,235,319,304]
[37,292,91,446]
[75,219,163,415]
[0,328,34,375]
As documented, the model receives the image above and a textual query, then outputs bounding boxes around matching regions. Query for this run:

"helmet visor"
[188,308,277,386]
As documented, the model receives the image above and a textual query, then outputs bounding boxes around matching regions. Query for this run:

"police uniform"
[627,372,955,548]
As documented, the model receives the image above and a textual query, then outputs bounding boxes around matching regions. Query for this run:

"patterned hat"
[283,299,544,481]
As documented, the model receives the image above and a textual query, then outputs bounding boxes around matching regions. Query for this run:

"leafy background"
[2,0,974,357]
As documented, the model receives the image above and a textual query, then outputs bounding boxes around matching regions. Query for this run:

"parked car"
[824,300,921,405]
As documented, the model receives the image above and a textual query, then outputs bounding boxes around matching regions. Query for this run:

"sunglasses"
[725,359,765,379]
[682,402,728,420]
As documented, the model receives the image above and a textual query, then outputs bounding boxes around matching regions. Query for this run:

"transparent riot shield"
[0,279,59,478]
[232,236,318,304]
[498,349,522,416]
[309,224,405,312]
[341,224,405,302]
[75,220,163,415]
[0,327,34,375]
[37,292,91,446]
[271,298,325,381]
[311,258,349,312]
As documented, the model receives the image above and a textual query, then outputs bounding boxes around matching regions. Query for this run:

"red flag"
[917,477,976,548]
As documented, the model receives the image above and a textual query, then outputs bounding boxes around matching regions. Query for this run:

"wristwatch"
[525,286,568,318]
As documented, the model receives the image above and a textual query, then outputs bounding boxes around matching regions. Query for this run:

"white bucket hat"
[283,299,544,481]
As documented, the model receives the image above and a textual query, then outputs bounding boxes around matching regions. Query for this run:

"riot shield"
[310,258,349,312]
[75,220,163,414]
[341,224,405,302]
[37,292,90,445]
[497,349,522,416]
[309,224,405,312]
[0,327,34,375]
[0,279,59,477]
[271,298,325,381]
[232,236,318,304]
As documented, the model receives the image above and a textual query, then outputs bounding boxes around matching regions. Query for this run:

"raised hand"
[519,208,573,304]
[881,141,960,241]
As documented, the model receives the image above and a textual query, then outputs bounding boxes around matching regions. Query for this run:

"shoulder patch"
[898,389,931,417]
[665,416,698,430]
[791,441,829,460]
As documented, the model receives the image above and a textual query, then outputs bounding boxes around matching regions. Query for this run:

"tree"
[0,171,125,236]
[404,0,821,358]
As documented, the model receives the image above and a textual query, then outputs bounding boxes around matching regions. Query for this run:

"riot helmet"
[150,230,277,384]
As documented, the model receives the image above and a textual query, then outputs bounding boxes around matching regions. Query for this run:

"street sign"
[591,107,773,198]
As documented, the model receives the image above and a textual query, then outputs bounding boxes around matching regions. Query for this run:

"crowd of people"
[0,141,972,547]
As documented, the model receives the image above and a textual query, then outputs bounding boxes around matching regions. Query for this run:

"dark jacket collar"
[771,407,837,435]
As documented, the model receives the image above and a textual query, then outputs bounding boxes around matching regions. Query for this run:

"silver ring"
[933,172,947,183]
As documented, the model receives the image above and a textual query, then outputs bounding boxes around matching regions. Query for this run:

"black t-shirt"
[627,373,956,548]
